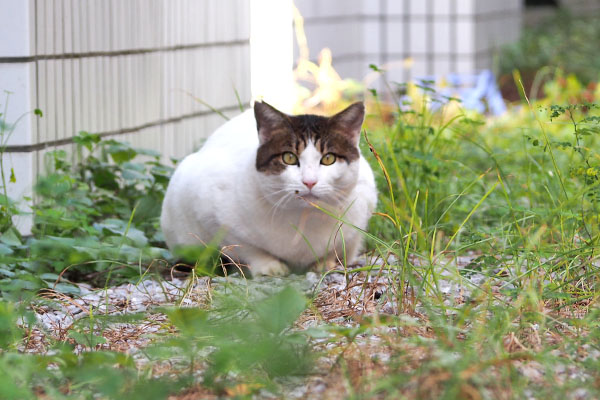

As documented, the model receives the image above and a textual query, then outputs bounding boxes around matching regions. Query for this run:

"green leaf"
[0,244,13,256]
[304,327,333,339]
[107,142,137,164]
[93,219,148,247]
[151,164,174,185]
[73,131,100,151]
[133,196,161,221]
[368,64,381,72]
[34,108,43,117]
[577,127,599,136]
[92,168,118,190]
[134,147,161,158]
[9,168,15,183]
[68,330,107,347]
[53,283,81,295]
[39,273,60,281]
[254,286,307,334]
[0,229,21,247]
[0,276,44,292]
[0,302,22,348]
[121,168,148,181]
[165,307,208,336]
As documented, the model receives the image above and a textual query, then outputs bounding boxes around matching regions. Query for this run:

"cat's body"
[161,102,377,276]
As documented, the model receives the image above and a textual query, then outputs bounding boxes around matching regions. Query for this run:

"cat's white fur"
[161,108,377,275]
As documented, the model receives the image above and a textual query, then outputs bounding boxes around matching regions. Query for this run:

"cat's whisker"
[259,187,289,203]
[326,188,349,203]
[269,193,288,212]
[280,192,298,209]
[268,191,293,221]
[329,191,346,205]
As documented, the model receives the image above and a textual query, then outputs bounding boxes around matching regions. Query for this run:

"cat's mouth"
[296,191,320,202]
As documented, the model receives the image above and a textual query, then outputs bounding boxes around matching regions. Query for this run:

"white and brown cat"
[161,101,377,276]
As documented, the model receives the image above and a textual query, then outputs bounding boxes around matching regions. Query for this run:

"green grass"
[1,78,600,398]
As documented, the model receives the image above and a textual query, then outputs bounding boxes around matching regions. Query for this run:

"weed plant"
[364,70,600,299]
[348,69,600,397]
[1,72,600,397]
[1,131,173,295]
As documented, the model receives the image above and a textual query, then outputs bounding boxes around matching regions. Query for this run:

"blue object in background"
[416,70,507,116]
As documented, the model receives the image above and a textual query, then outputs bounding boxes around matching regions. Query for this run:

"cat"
[160,101,377,276]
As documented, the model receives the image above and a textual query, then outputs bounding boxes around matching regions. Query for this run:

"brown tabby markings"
[255,104,362,175]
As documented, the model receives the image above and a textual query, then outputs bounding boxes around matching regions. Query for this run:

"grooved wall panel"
[294,0,522,86]
[0,0,251,233]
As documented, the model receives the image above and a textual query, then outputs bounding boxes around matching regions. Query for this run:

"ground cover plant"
[1,64,600,399]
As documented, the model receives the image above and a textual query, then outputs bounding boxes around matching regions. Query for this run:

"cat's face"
[254,101,364,209]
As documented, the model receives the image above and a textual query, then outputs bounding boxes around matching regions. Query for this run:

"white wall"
[251,0,294,112]
[0,0,253,232]
[294,0,522,85]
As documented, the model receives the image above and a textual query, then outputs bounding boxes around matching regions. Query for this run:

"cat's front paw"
[250,258,290,277]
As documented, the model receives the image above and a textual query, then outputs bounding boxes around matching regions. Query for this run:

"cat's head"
[253,101,365,208]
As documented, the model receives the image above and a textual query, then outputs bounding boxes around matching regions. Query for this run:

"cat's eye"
[282,152,298,165]
[320,153,336,166]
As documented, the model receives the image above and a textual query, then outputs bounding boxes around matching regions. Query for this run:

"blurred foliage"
[159,285,312,391]
[0,284,311,399]
[499,11,600,84]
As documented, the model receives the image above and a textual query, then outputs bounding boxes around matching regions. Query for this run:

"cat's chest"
[241,203,340,257]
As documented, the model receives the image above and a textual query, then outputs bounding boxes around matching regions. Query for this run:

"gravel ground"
[21,254,595,398]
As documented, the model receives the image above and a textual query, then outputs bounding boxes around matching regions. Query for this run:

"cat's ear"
[254,101,289,144]
[329,102,365,146]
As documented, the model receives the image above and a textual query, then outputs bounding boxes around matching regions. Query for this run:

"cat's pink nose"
[303,179,317,190]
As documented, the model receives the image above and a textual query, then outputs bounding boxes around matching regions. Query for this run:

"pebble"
[66,305,84,315]
[23,256,591,398]
[288,385,308,398]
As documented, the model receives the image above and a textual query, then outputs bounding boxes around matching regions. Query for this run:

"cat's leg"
[322,251,343,270]
[318,229,364,270]
[225,243,290,277]
[336,229,364,267]
[343,236,364,267]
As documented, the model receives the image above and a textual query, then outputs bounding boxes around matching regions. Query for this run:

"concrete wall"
[0,0,251,232]
[295,0,522,85]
